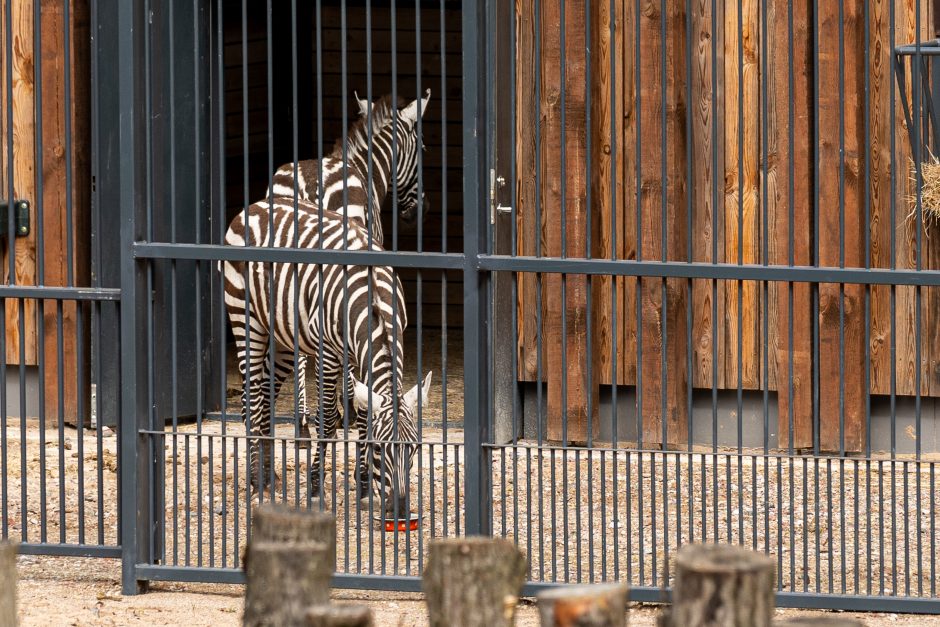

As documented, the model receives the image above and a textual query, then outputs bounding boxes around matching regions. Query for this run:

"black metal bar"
[117,0,150,595]
[461,0,490,537]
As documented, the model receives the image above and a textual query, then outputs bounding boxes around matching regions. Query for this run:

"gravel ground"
[13,556,940,625]
[2,329,940,620]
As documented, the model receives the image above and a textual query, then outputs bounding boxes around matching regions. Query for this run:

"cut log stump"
[243,505,337,627]
[244,541,332,627]
[537,582,629,626]
[660,543,775,627]
[305,604,373,627]
[0,541,16,627]
[251,503,336,565]
[775,619,866,626]
[422,537,528,627]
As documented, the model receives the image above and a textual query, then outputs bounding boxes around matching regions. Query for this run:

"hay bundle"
[909,150,940,229]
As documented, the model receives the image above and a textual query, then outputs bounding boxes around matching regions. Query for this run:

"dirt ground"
[15,555,940,626]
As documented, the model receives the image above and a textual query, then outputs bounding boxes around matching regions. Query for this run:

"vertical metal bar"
[118,0,151,595]
[462,0,491,537]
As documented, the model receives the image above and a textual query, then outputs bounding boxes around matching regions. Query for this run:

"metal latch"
[489,170,512,224]
[0,200,29,238]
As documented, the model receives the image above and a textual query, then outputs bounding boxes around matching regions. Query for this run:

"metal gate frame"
[93,0,940,615]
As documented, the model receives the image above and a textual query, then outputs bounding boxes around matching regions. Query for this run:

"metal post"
[116,0,152,595]
[462,0,491,537]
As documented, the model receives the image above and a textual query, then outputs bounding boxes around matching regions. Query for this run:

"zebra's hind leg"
[308,367,341,500]
[233,324,278,494]
[295,354,312,448]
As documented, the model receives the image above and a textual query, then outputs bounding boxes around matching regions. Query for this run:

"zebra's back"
[268,158,372,227]
[222,199,407,366]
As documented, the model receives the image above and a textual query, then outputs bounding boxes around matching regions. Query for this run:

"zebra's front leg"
[352,406,372,500]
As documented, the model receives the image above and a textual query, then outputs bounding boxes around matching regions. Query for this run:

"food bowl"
[374,512,420,532]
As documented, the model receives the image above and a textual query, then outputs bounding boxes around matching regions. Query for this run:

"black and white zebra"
[267,89,432,241]
[266,90,431,446]
[222,198,431,515]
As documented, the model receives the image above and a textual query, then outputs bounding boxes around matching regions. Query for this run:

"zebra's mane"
[332,93,408,159]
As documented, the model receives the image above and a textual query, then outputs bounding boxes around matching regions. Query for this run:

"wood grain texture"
[39,0,90,426]
[1,0,38,365]
[541,0,596,443]
[767,0,813,448]
[515,0,540,383]
[637,0,688,448]
[590,0,624,389]
[722,0,759,390]
[689,0,723,391]
[816,0,866,452]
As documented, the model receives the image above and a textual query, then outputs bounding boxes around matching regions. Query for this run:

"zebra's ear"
[352,379,383,412]
[400,89,431,123]
[403,371,433,411]
[354,91,371,117]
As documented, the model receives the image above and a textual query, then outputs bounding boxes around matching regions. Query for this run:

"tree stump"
[243,541,333,627]
[422,537,529,627]
[305,604,373,627]
[0,541,15,626]
[660,544,775,627]
[775,619,865,626]
[251,503,336,567]
[536,583,629,626]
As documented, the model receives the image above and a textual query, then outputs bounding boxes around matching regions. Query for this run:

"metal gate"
[0,0,939,615]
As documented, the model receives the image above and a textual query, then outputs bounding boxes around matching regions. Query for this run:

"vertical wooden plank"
[817,0,866,452]
[515,0,539,383]
[868,0,893,399]
[637,0,688,448]
[1,0,38,366]
[767,0,813,448]
[39,0,90,425]
[690,0,723,390]
[893,0,919,400]
[722,0,759,390]
[619,0,636,388]
[542,0,596,442]
[590,0,624,388]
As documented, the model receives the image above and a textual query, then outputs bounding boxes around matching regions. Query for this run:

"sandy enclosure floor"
[1,328,940,611]
[13,556,940,626]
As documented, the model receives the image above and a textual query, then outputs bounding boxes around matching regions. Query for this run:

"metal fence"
[0,0,939,616]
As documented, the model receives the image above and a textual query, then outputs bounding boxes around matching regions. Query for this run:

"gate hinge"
[0,200,30,238]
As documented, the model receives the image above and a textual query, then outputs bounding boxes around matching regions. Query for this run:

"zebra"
[265,89,431,447]
[222,198,431,516]
[267,88,432,241]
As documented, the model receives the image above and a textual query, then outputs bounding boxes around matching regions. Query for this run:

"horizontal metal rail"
[133,565,940,613]
[133,242,466,270]
[0,285,121,301]
[478,255,940,286]
[17,544,122,559]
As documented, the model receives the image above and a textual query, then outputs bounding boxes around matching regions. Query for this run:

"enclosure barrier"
[0,0,936,616]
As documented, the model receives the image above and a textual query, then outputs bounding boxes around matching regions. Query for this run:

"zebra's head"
[353,371,433,518]
[393,90,431,225]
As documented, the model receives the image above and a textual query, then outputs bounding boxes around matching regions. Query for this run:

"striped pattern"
[222,198,430,512]
[267,89,432,245]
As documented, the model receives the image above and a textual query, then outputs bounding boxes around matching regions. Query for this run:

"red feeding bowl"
[376,513,420,532]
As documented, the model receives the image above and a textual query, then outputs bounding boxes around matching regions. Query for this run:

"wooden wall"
[0,0,90,424]
[516,0,936,450]
[222,0,463,331]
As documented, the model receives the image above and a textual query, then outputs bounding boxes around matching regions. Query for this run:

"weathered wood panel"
[515,0,540,383]
[767,0,813,448]
[541,0,596,442]
[589,0,624,391]
[816,0,866,452]
[690,0,723,392]
[636,0,688,448]
[1,0,39,365]
[722,0,760,391]
[39,0,91,425]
